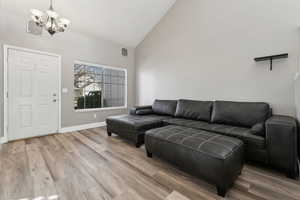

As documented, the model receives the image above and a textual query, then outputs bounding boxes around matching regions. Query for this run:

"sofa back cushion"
[175,99,213,122]
[211,101,270,127]
[152,100,178,116]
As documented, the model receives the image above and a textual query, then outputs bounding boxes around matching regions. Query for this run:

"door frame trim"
[3,45,62,142]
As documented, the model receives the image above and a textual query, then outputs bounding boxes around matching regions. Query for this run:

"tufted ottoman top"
[146,125,243,160]
[106,114,171,131]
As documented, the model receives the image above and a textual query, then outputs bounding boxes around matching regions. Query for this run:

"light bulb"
[30,9,44,17]
[45,21,53,29]
[31,15,39,22]
[59,18,70,25]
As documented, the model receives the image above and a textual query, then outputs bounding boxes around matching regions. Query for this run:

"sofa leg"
[135,142,142,148]
[146,150,152,158]
[107,132,112,137]
[286,170,298,179]
[217,186,227,197]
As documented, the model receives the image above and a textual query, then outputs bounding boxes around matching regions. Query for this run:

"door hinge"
[6,92,8,98]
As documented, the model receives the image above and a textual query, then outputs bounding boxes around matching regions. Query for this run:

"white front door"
[7,48,60,141]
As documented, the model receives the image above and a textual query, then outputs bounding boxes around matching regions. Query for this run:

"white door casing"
[4,46,61,141]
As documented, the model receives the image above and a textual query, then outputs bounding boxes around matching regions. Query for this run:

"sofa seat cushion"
[163,118,265,150]
[107,114,171,132]
[164,118,211,129]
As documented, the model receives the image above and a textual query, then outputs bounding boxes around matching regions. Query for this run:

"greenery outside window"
[74,61,127,111]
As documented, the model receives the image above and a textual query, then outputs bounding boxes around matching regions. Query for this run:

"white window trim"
[74,60,128,112]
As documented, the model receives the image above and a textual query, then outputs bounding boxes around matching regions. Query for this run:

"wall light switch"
[62,88,68,93]
[94,114,97,119]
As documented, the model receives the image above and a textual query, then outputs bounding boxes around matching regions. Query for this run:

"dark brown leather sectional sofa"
[106,99,299,196]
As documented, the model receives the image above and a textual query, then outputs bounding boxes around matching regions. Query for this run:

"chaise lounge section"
[106,101,176,147]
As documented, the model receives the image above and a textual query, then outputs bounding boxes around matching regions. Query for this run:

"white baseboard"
[0,136,8,144]
[59,122,106,133]
[0,122,106,143]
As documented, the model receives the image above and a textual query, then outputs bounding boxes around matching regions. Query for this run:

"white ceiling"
[1,0,176,47]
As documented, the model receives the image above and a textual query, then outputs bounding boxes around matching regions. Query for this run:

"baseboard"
[0,122,106,143]
[59,122,106,133]
[0,136,8,144]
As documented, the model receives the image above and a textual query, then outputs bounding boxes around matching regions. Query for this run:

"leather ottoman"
[145,125,244,197]
[106,114,170,147]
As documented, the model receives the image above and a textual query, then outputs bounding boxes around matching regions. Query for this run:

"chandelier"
[30,0,70,36]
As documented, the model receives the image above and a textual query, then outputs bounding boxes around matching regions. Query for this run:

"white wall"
[0,7,135,137]
[136,0,300,116]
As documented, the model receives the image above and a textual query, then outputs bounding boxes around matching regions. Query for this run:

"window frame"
[74,60,128,112]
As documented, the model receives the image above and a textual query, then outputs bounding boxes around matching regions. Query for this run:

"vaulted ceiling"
[1,0,176,47]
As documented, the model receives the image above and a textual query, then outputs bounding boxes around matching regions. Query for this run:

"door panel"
[8,48,60,141]
[19,104,33,128]
[20,69,33,97]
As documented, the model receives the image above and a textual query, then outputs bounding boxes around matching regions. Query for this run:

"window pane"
[84,82,102,109]
[74,64,86,109]
[74,64,103,110]
[74,62,126,110]
[103,68,126,108]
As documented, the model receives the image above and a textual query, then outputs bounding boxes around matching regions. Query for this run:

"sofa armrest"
[130,105,153,115]
[265,115,299,178]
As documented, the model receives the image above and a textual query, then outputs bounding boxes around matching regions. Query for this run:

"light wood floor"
[0,127,300,200]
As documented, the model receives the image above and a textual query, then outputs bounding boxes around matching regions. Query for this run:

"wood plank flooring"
[0,127,299,200]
